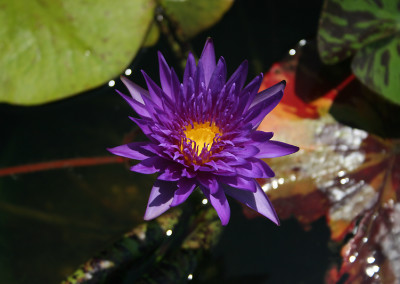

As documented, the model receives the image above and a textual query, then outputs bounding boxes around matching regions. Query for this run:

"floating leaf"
[327,204,400,283]
[249,41,400,282]
[317,0,400,104]
[0,0,155,105]
[160,0,234,39]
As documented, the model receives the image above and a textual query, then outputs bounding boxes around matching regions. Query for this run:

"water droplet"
[108,80,115,87]
[166,229,173,236]
[340,177,349,185]
[125,68,132,76]
[202,198,208,205]
[188,274,193,280]
[365,266,375,277]
[299,39,307,46]
[367,256,375,264]
[278,178,284,185]
[156,14,164,21]
[289,49,296,56]
[349,255,356,263]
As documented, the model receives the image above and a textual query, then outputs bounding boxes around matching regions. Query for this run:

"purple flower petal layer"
[171,178,197,207]
[225,182,280,225]
[200,38,216,87]
[107,142,155,160]
[144,180,176,220]
[201,185,230,226]
[255,140,300,158]
[130,156,169,174]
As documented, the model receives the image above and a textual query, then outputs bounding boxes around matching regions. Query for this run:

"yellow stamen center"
[183,122,221,155]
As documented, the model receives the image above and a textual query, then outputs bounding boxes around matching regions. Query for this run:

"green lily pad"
[0,0,155,105]
[317,0,400,105]
[160,0,233,39]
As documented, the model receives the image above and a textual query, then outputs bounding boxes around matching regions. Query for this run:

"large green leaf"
[352,35,400,104]
[317,0,400,104]
[0,0,155,105]
[160,0,233,39]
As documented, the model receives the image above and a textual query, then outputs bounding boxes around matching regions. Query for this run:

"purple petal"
[251,131,274,142]
[235,158,275,178]
[129,117,154,137]
[144,180,176,220]
[209,160,236,175]
[243,81,285,129]
[194,60,206,93]
[170,68,182,103]
[250,80,286,108]
[226,60,248,91]
[158,163,184,181]
[201,185,230,226]
[228,145,260,158]
[171,178,197,207]
[255,140,299,158]
[183,52,196,86]
[141,71,165,108]
[225,182,279,225]
[239,73,263,114]
[116,90,150,118]
[130,156,169,174]
[218,175,257,192]
[107,142,155,160]
[197,174,219,194]
[208,57,227,96]
[120,76,148,104]
[158,52,173,99]
[200,38,216,86]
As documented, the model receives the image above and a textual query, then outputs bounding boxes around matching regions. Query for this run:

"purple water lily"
[108,38,298,225]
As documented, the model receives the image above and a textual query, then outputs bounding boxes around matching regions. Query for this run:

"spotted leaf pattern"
[318,0,400,104]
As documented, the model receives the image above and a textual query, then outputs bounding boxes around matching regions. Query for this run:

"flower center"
[183,122,221,156]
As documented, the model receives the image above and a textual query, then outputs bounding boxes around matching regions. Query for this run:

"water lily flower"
[108,38,298,225]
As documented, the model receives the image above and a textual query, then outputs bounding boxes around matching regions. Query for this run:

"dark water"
[0,1,333,283]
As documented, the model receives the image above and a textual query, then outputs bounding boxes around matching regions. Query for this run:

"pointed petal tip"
[120,76,130,85]
[220,218,229,226]
[143,214,154,221]
[203,37,214,51]
[270,215,280,226]
[157,51,166,62]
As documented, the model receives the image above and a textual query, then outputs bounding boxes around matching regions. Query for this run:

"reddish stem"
[325,73,356,99]
[0,156,124,177]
